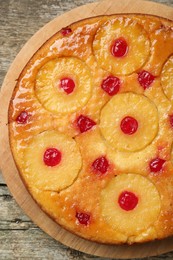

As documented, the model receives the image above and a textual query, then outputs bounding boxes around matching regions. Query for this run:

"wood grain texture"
[0,0,173,259]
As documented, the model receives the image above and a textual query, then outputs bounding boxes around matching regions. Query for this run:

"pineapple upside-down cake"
[9,14,173,244]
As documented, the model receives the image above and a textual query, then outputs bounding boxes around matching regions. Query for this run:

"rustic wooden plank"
[0,0,173,259]
[1,229,173,260]
[1,186,173,260]
[0,230,82,260]
[0,185,32,224]
[0,186,91,259]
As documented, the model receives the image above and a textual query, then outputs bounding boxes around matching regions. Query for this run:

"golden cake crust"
[9,14,173,244]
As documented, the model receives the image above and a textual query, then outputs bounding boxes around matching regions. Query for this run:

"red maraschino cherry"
[138,70,155,90]
[76,212,90,225]
[61,27,72,36]
[111,38,128,58]
[120,116,138,135]
[43,148,62,167]
[16,111,29,124]
[92,156,109,175]
[77,115,96,133]
[149,157,165,173]
[60,77,75,94]
[101,76,121,96]
[118,191,138,211]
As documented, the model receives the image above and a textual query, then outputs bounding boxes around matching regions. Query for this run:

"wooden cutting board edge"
[0,0,173,258]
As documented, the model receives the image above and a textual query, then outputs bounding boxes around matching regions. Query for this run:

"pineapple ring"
[93,17,150,75]
[23,130,82,191]
[35,57,92,114]
[101,174,161,236]
[100,92,158,152]
[161,55,173,102]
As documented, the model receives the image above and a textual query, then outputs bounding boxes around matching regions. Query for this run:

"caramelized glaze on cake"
[9,14,173,244]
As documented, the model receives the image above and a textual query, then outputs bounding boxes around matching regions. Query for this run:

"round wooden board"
[0,0,173,258]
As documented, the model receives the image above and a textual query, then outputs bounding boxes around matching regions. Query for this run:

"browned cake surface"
[9,14,173,244]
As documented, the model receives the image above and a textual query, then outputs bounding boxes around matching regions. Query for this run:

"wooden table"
[0,0,173,259]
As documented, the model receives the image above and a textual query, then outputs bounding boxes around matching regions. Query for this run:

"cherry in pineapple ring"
[100,93,158,152]
[101,76,120,96]
[35,57,92,114]
[120,116,138,135]
[101,174,161,235]
[60,77,75,94]
[23,130,82,191]
[92,156,109,175]
[43,148,62,167]
[118,191,139,211]
[111,38,128,58]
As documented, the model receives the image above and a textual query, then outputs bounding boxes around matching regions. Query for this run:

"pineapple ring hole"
[43,148,62,167]
[118,190,139,211]
[111,37,129,58]
[120,116,138,135]
[59,77,76,95]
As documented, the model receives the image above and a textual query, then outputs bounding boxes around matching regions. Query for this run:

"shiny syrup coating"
[9,15,173,245]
